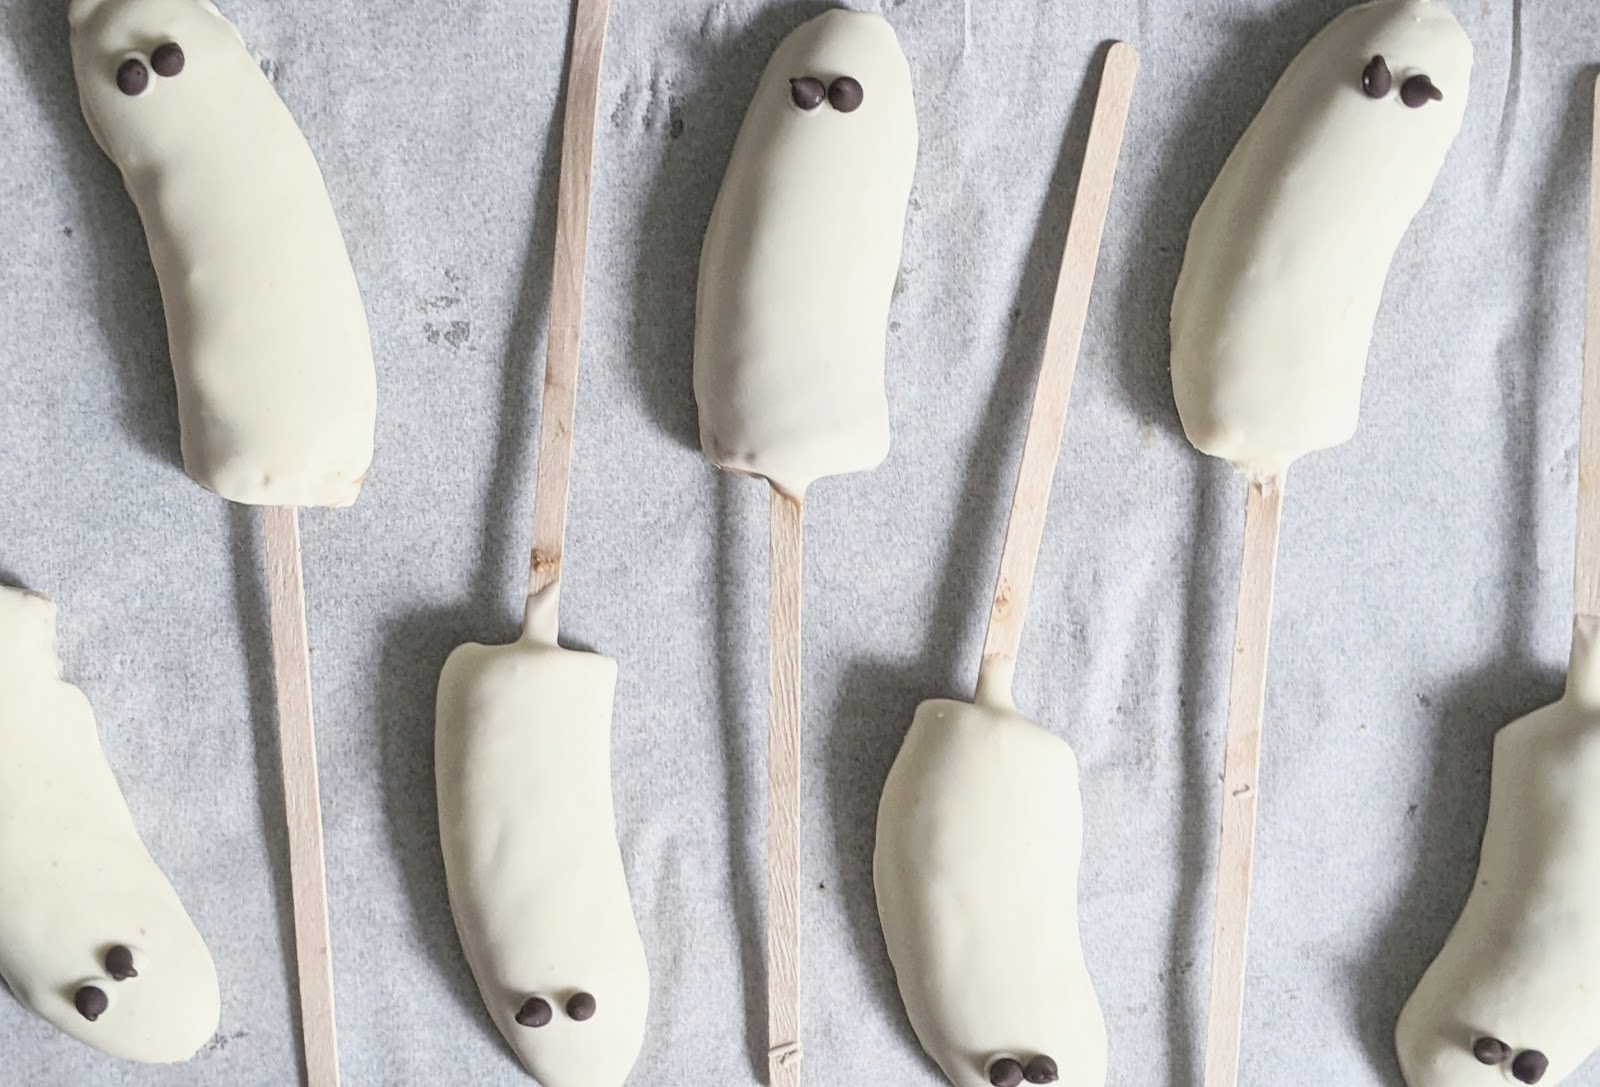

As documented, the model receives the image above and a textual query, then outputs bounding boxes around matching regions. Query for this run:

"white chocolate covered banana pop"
[695,11,917,1081]
[1169,7,1471,1083]
[68,0,376,508]
[875,45,1136,1087]
[434,1,644,1082]
[0,587,218,1063]
[694,7,917,500]
[436,590,648,1087]
[1396,624,1600,1087]
[1171,0,1471,479]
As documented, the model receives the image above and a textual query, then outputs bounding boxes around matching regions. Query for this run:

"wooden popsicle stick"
[1572,74,1600,622]
[262,505,340,1087]
[1201,474,1286,1087]
[978,42,1139,700]
[525,0,614,639]
[766,488,804,1087]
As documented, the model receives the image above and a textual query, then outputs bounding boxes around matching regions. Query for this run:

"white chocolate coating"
[0,587,218,1062]
[694,8,917,499]
[436,590,648,1087]
[69,0,376,508]
[1396,618,1600,1087]
[1170,0,1471,478]
[874,692,1104,1087]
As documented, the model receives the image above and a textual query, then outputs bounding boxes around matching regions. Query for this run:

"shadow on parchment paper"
[712,472,768,1081]
[1164,456,1230,1082]
[1107,1,1353,1078]
[371,54,568,1061]
[228,508,304,1078]
[823,43,1113,1077]
[1351,64,1600,1081]
[8,0,181,467]
[626,0,831,454]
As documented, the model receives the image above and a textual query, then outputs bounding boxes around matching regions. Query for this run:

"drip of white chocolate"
[436,588,648,1087]
[69,0,376,508]
[694,8,917,498]
[0,587,219,1063]
[1171,0,1471,478]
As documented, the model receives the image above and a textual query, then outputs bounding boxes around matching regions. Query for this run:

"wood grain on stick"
[766,488,805,1087]
[263,505,340,1087]
[979,42,1138,695]
[527,0,614,627]
[1573,75,1600,621]
[1201,475,1285,1087]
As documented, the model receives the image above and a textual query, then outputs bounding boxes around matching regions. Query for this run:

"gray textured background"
[3,0,1599,1084]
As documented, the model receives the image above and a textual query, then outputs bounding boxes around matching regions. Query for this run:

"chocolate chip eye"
[1400,74,1443,108]
[150,41,184,78]
[1361,55,1392,98]
[1511,1050,1549,1084]
[827,75,863,112]
[104,945,137,981]
[1022,1055,1059,1084]
[1471,1037,1510,1065]
[116,58,149,96]
[565,991,596,1021]
[514,996,552,1028]
[789,77,825,110]
[74,985,108,1021]
[987,1057,1024,1087]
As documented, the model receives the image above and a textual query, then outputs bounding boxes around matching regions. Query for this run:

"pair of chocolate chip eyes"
[74,946,138,1023]
[789,75,864,113]
[1473,1038,1548,1083]
[115,42,185,97]
[988,1053,1058,1086]
[515,991,596,1028]
[1360,55,1442,108]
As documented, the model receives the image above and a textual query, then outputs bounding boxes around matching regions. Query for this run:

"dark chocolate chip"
[1023,1055,1060,1084]
[1512,1050,1549,1084]
[566,991,596,1021]
[1361,55,1392,98]
[104,946,137,981]
[1472,1037,1510,1065]
[150,42,185,78]
[75,986,108,1021]
[116,58,149,96]
[1400,74,1443,108]
[827,76,864,113]
[515,996,552,1028]
[987,1057,1024,1087]
[789,77,825,110]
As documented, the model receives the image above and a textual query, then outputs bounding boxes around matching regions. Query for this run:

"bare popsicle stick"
[1201,474,1285,1087]
[978,42,1139,699]
[262,505,340,1087]
[526,0,614,640]
[766,488,804,1087]
[1573,75,1600,622]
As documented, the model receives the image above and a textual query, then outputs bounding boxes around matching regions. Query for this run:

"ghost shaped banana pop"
[694,7,917,498]
[436,589,648,1087]
[1170,0,1471,479]
[0,587,219,1062]
[1396,621,1600,1087]
[69,0,376,508]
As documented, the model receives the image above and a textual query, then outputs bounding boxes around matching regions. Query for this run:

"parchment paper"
[2,0,1598,1083]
